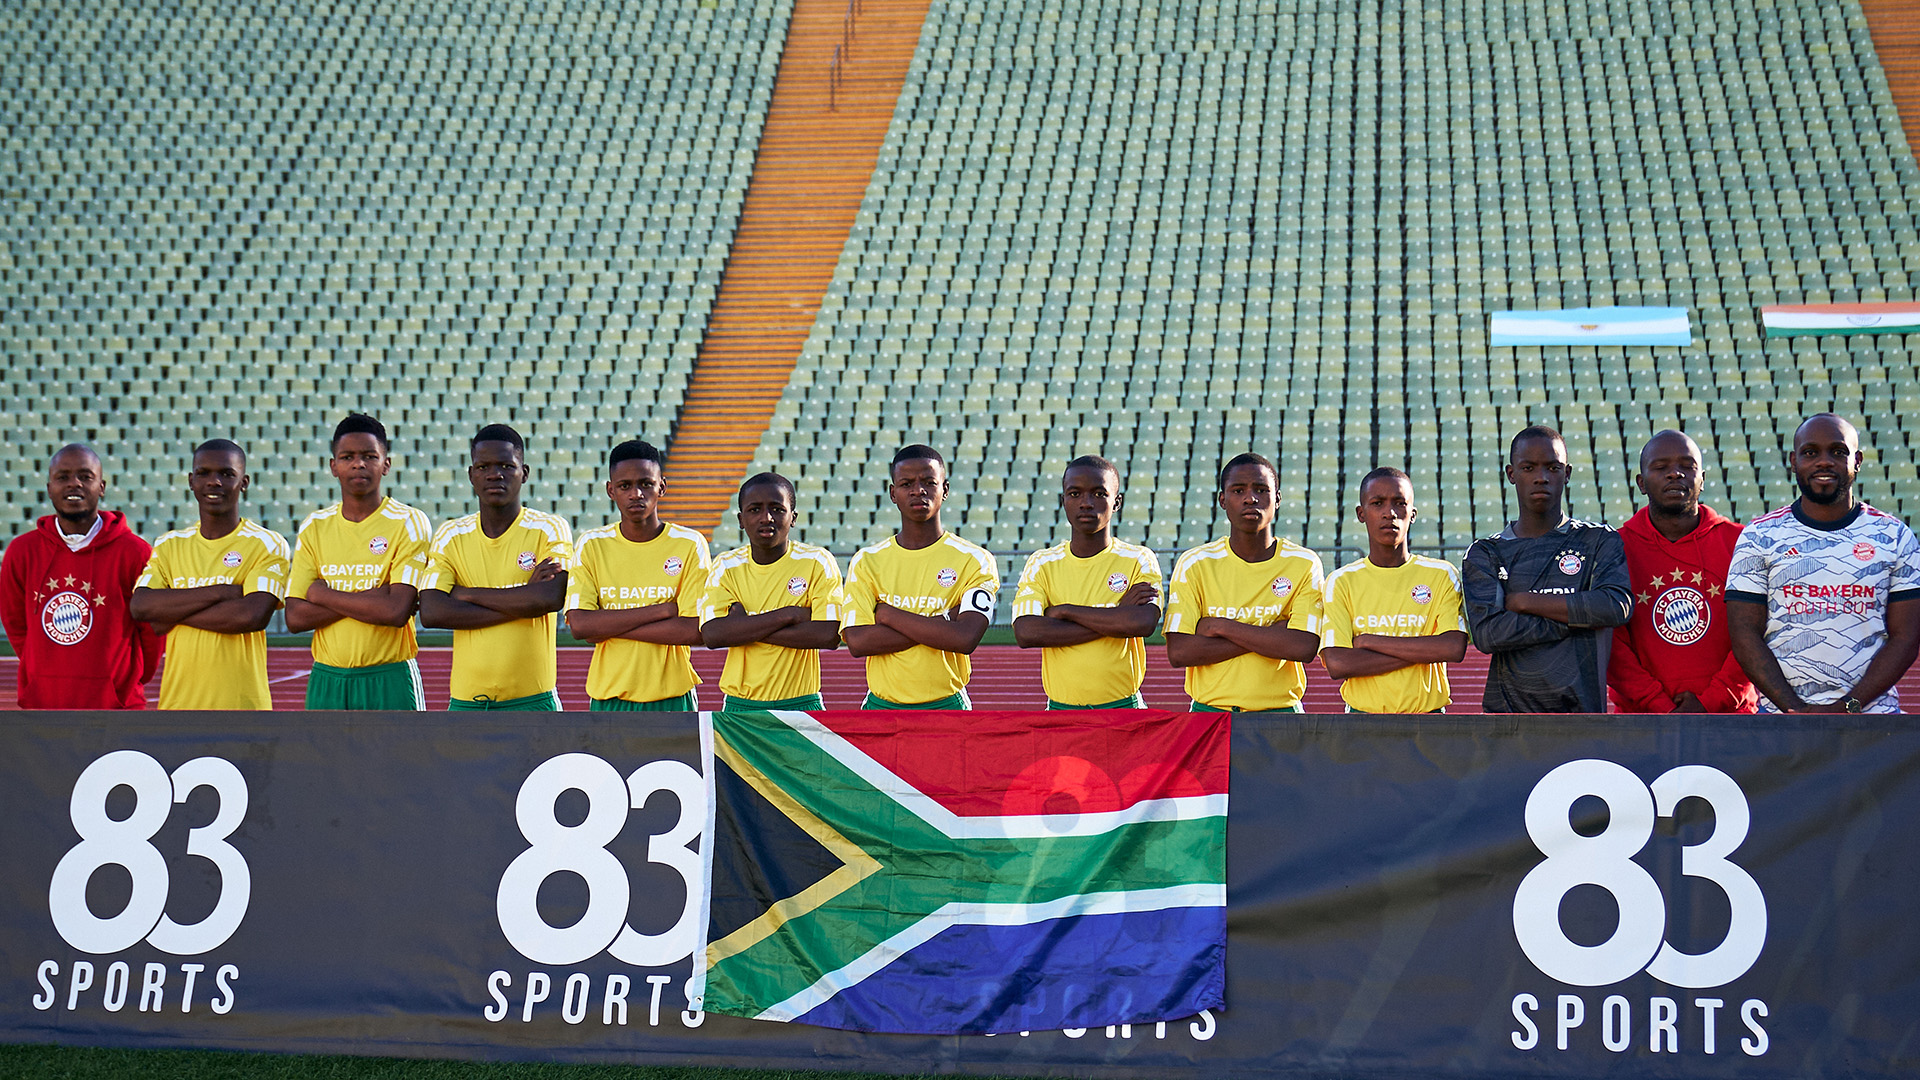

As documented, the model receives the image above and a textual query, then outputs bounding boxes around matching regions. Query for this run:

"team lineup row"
[5,411,1917,717]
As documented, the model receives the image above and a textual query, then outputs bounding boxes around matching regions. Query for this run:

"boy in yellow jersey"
[1012,456,1163,708]
[565,439,710,711]
[1165,453,1325,712]
[842,445,998,709]
[1319,468,1468,713]
[285,414,432,710]
[131,439,290,709]
[418,424,573,711]
[700,472,843,711]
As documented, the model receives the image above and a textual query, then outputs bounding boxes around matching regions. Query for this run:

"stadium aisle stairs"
[1862,0,1920,158]
[659,0,937,536]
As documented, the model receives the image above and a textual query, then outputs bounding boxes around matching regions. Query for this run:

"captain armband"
[961,586,997,622]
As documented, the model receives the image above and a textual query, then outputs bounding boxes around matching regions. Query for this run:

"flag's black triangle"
[706,754,845,945]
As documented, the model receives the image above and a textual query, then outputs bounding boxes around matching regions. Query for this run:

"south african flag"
[691,708,1229,1035]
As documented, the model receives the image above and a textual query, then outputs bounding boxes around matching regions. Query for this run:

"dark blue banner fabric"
[1,711,1916,1078]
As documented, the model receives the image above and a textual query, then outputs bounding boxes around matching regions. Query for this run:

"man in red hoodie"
[1,444,164,708]
[1607,430,1757,713]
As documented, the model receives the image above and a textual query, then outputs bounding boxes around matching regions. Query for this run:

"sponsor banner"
[1759,303,1920,337]
[2,712,1916,1078]
[1490,307,1692,346]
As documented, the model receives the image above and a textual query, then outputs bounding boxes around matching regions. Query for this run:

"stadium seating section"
[715,0,1920,563]
[3,0,789,536]
[5,0,1918,577]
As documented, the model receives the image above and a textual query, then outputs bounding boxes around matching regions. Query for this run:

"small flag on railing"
[1490,306,1693,346]
[1760,303,1920,337]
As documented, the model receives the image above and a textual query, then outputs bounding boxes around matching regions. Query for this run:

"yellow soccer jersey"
[841,533,999,705]
[699,542,843,702]
[1321,555,1466,714]
[287,497,432,670]
[1165,537,1325,711]
[566,521,711,704]
[1011,539,1164,706]
[420,508,573,703]
[137,520,290,710]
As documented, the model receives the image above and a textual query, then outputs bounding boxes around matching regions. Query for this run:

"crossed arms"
[1165,616,1319,667]
[566,602,703,646]
[285,581,418,632]
[1321,630,1469,680]
[130,584,278,635]
[419,558,567,629]
[845,602,989,656]
[1014,581,1161,648]
[702,603,841,650]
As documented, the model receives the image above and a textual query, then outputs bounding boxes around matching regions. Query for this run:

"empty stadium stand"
[3,0,1917,582]
[2,0,790,538]
[716,0,1920,568]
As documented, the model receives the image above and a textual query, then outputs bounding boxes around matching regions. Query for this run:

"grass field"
[0,1045,1005,1080]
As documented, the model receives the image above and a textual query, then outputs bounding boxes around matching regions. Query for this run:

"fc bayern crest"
[786,576,808,596]
[1652,587,1710,646]
[1556,551,1584,577]
[664,556,684,577]
[1855,541,1877,562]
[222,550,243,568]
[41,590,93,646]
[937,567,959,588]
[369,535,390,555]
[1270,576,1294,598]
[1107,572,1129,593]
[516,551,536,571]
[1411,584,1432,605]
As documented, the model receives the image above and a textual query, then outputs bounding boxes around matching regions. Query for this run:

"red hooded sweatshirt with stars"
[1,512,164,709]
[1607,503,1758,713]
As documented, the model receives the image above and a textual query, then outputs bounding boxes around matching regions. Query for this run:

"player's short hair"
[609,439,665,471]
[331,412,389,452]
[471,423,525,455]
[1358,466,1410,495]
[1216,452,1275,492]
[1509,424,1564,458]
[1065,454,1116,474]
[1067,451,1121,490]
[49,443,101,471]
[193,438,246,465]
[1793,412,1857,446]
[890,444,946,473]
[738,471,796,506]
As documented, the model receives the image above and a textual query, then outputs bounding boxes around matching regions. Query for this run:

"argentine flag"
[1490,307,1693,347]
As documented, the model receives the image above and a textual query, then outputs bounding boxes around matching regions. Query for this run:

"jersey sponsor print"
[288,498,433,670]
[566,522,712,704]
[842,534,998,706]
[422,508,573,703]
[137,520,291,710]
[1011,540,1161,706]
[1164,538,1324,711]
[1321,554,1465,714]
[1725,502,1920,712]
[701,543,845,702]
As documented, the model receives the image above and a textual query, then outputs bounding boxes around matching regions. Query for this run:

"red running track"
[4,647,1917,712]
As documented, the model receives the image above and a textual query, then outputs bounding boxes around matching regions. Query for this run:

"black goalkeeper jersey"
[1462,518,1633,713]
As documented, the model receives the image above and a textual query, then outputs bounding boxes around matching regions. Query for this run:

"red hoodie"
[1608,504,1758,713]
[1,512,164,709]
